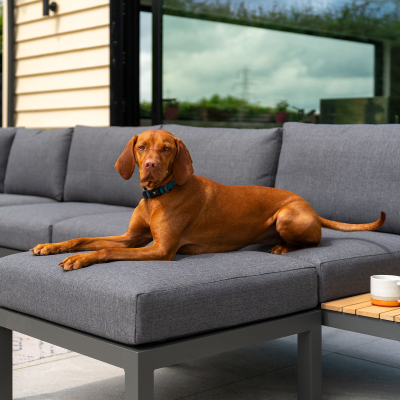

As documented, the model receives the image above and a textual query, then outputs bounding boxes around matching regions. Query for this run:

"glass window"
[160,0,400,126]
[140,11,153,125]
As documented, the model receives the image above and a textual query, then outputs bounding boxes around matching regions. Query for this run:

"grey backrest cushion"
[63,125,162,207]
[0,128,17,193]
[4,128,73,201]
[275,122,400,234]
[163,124,282,187]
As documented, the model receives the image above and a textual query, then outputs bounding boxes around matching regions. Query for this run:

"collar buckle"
[143,180,177,199]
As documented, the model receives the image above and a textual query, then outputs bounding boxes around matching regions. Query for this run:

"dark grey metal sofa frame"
[323,310,400,341]
[0,306,322,400]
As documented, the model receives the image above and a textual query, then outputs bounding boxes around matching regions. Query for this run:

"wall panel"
[16,26,109,59]
[10,0,110,128]
[15,67,110,94]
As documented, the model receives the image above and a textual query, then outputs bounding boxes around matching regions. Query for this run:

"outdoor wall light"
[43,1,57,16]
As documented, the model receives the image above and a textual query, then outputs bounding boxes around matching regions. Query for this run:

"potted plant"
[275,100,289,123]
[164,99,179,120]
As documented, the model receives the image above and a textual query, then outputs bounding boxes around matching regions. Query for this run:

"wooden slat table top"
[321,293,400,321]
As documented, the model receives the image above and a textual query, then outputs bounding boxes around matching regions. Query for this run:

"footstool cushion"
[0,251,317,345]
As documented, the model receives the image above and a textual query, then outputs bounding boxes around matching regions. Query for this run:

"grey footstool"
[0,250,322,399]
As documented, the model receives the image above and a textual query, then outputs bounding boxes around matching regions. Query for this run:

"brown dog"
[31,129,385,270]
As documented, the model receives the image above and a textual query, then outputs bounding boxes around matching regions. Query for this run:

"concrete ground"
[13,326,400,400]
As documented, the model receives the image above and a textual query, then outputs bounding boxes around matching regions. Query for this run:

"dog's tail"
[319,211,386,232]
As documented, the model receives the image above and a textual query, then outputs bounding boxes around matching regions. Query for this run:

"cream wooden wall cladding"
[9,0,110,128]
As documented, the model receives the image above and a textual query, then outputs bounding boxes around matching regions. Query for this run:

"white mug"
[370,275,400,307]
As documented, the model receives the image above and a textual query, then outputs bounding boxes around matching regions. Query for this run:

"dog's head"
[115,129,193,189]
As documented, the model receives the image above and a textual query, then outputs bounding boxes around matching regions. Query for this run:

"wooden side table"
[322,293,400,341]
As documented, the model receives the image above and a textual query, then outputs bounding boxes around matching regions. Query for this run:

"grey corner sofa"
[0,122,399,399]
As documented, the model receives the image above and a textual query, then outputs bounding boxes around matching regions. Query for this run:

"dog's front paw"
[59,254,94,270]
[31,243,64,256]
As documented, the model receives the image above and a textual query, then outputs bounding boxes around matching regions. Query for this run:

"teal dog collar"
[143,180,177,199]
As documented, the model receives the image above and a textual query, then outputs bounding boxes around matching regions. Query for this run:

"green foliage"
[140,101,152,118]
[141,94,275,121]
[164,0,400,42]
[276,100,289,112]
[164,98,179,107]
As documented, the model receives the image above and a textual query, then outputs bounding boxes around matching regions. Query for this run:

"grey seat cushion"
[52,211,133,242]
[0,203,132,251]
[0,128,17,192]
[0,194,56,207]
[282,229,400,302]
[0,251,317,345]
[162,124,282,187]
[275,122,400,234]
[63,125,162,208]
[4,128,73,201]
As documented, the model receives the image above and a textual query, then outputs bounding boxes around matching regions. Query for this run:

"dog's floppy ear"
[115,135,139,180]
[173,138,194,185]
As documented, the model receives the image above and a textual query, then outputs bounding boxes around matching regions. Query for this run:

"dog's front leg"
[31,234,151,256]
[58,242,176,270]
[31,207,152,256]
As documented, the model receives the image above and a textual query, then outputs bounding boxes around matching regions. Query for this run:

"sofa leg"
[0,326,12,400]
[297,325,322,400]
[125,362,154,400]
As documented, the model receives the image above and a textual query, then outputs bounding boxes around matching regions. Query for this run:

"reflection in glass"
[140,11,152,124]
[158,0,400,125]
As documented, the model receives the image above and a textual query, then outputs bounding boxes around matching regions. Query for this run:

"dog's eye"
[163,146,170,152]
[138,146,145,150]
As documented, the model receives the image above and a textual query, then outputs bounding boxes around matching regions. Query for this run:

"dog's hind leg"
[269,202,321,255]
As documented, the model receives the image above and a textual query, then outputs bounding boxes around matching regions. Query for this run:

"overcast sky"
[140,10,374,112]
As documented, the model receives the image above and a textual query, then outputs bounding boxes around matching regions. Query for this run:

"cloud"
[161,15,374,111]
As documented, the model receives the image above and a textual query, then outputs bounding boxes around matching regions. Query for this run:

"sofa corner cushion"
[0,202,133,251]
[63,125,162,207]
[52,211,134,243]
[0,128,17,193]
[4,128,73,201]
[283,228,400,302]
[275,122,400,234]
[0,194,56,207]
[0,251,317,345]
[163,124,282,187]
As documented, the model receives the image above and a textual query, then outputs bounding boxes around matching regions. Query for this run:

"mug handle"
[397,282,400,302]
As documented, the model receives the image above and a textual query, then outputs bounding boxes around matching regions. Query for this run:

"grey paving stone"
[170,337,332,388]
[320,326,379,352]
[229,353,400,400]
[155,368,220,400]
[14,355,125,400]
[15,377,125,400]
[180,386,258,400]
[336,337,400,369]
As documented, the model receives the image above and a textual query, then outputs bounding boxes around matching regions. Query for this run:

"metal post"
[298,322,322,400]
[110,0,124,126]
[124,361,154,400]
[7,0,15,128]
[0,326,12,400]
[374,41,384,97]
[124,0,140,126]
[152,0,163,125]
